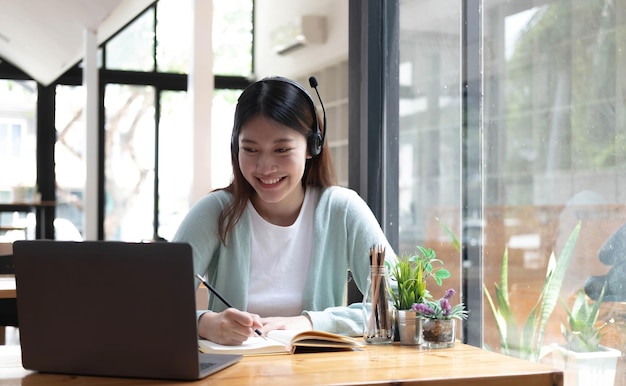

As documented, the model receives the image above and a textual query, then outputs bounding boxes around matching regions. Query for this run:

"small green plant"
[483,221,581,362]
[388,246,450,310]
[560,284,608,352]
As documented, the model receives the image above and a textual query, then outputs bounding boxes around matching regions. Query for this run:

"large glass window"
[212,0,254,76]
[0,79,37,241]
[398,0,463,323]
[211,89,241,188]
[156,0,191,73]
[104,84,156,240]
[55,85,86,240]
[157,90,192,240]
[0,0,256,242]
[99,0,253,241]
[482,0,626,372]
[106,7,156,72]
[400,0,626,383]
[0,80,37,196]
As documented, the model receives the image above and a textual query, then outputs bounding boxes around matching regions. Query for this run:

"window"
[0,121,24,158]
[55,85,86,237]
[46,0,254,240]
[397,0,626,383]
[157,90,191,240]
[210,89,240,188]
[212,0,254,76]
[397,0,463,343]
[103,84,156,240]
[156,0,191,73]
[482,0,626,366]
[106,7,156,72]
[0,80,37,200]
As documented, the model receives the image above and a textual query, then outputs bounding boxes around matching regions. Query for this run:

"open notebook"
[199,329,364,356]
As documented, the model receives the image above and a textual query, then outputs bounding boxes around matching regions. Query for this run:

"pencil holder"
[362,265,394,344]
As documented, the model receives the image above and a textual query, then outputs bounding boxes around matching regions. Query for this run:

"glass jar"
[362,265,394,344]
[422,318,456,348]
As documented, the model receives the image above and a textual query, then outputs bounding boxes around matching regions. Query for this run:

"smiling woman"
[172,76,396,347]
[222,76,336,243]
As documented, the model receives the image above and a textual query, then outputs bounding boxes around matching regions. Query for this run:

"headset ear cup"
[308,132,322,157]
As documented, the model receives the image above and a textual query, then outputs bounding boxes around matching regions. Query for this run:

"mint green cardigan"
[172,186,395,336]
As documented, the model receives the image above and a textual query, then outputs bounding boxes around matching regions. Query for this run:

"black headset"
[232,76,327,157]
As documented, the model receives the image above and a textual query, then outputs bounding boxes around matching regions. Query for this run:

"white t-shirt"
[246,188,317,317]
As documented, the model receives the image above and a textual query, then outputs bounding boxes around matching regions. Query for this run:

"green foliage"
[560,284,608,353]
[389,246,450,310]
[505,2,620,172]
[437,219,461,252]
[483,221,581,362]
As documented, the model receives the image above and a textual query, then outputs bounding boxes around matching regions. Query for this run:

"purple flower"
[440,298,452,316]
[443,288,456,300]
[411,302,435,316]
[411,288,468,320]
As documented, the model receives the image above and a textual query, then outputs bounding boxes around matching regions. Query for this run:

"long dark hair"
[217,77,336,244]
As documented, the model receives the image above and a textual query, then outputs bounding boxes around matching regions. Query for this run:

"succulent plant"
[560,283,608,353]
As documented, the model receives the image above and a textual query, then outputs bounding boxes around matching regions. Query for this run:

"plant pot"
[396,310,423,346]
[422,318,456,349]
[550,344,621,386]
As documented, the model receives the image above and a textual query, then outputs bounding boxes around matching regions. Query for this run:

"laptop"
[13,240,241,381]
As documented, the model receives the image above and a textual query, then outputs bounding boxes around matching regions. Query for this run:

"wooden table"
[0,276,15,300]
[0,342,563,385]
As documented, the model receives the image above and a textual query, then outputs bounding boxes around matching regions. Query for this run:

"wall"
[254,1,350,187]
[254,0,349,79]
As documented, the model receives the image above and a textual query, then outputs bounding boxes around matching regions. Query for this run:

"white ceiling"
[0,0,153,86]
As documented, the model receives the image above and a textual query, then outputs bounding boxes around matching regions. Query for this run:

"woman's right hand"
[198,308,263,345]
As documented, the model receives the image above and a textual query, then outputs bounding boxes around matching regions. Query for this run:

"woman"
[173,76,395,345]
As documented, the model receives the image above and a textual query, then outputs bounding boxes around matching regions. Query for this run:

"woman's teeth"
[260,177,281,185]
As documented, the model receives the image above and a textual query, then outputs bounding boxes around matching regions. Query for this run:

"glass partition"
[400,0,626,383]
[482,0,626,378]
[398,0,463,324]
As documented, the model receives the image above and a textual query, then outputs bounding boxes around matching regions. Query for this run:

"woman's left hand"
[260,315,313,333]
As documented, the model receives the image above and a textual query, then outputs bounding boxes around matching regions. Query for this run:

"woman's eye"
[242,147,257,153]
[276,148,291,153]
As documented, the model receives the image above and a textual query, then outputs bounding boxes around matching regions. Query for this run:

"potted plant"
[412,288,468,348]
[388,246,450,345]
[483,221,581,362]
[550,284,621,386]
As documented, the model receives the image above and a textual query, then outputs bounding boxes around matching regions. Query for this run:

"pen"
[194,274,265,339]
